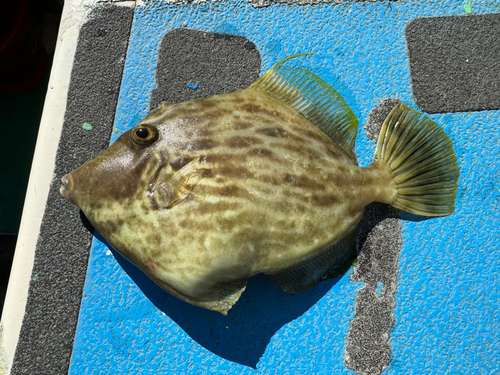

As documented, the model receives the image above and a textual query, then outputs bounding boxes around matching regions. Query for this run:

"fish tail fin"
[373,103,459,217]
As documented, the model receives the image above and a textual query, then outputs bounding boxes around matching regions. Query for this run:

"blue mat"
[69,1,500,373]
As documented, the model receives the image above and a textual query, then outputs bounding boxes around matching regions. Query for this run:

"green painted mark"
[82,123,93,131]
[32,274,39,282]
[113,128,120,134]
[464,0,472,13]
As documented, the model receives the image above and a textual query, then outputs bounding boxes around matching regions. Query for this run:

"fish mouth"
[60,174,73,202]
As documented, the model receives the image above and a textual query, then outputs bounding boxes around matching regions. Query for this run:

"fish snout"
[60,173,75,203]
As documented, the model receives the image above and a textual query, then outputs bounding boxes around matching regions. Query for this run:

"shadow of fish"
[60,59,459,314]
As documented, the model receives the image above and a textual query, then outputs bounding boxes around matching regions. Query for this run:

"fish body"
[61,62,459,314]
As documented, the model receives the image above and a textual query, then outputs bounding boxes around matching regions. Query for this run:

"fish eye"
[131,124,158,146]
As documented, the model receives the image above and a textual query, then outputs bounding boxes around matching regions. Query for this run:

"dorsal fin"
[250,58,358,160]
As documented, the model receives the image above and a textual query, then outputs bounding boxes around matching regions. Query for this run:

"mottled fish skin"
[62,88,397,313]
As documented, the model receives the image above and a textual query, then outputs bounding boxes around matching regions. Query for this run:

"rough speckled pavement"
[10,5,134,375]
[406,13,500,113]
[150,28,261,108]
[345,99,402,375]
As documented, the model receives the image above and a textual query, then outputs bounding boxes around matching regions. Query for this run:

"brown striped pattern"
[64,88,398,313]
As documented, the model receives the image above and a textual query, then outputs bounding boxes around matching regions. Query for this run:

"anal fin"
[266,225,359,293]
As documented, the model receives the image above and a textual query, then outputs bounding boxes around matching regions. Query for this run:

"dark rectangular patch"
[405,14,500,113]
[150,28,261,109]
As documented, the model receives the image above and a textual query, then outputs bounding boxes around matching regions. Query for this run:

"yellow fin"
[251,56,358,160]
[152,157,201,209]
[373,104,459,216]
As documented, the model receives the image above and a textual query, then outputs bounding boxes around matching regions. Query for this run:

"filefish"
[60,60,459,314]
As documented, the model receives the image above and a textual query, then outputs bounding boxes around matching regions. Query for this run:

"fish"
[60,59,459,314]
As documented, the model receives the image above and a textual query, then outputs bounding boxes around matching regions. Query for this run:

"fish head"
[60,123,169,226]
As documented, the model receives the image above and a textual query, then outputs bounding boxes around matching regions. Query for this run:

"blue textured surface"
[69,1,500,373]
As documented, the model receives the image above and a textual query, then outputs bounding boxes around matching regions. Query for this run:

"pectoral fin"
[152,157,201,209]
